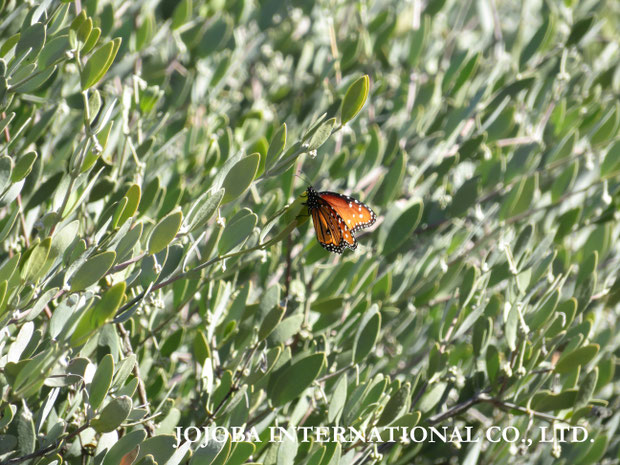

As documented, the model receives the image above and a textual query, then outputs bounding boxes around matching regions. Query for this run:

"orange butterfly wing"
[311,202,357,254]
[306,186,372,254]
[316,191,377,233]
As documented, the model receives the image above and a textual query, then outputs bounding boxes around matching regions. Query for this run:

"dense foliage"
[0,0,619,464]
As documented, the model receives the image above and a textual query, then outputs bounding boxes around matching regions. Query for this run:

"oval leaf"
[70,250,116,292]
[89,354,114,411]
[353,307,381,364]
[187,188,225,233]
[221,153,259,204]
[71,282,126,346]
[91,395,132,433]
[341,74,369,124]
[269,353,326,407]
[81,38,122,90]
[218,209,257,255]
[555,344,599,374]
[148,209,183,254]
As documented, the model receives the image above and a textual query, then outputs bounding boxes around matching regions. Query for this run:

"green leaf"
[0,404,16,429]
[451,52,480,95]
[276,427,298,465]
[193,330,210,366]
[77,17,93,45]
[382,200,423,255]
[531,388,578,411]
[526,289,560,330]
[378,382,410,425]
[407,16,428,67]
[172,0,192,30]
[148,209,183,254]
[555,344,599,374]
[11,151,37,183]
[82,27,101,55]
[167,440,193,465]
[111,354,136,390]
[500,173,538,219]
[269,353,326,406]
[353,306,381,364]
[459,265,479,308]
[221,153,259,204]
[472,317,492,356]
[379,150,407,204]
[0,155,12,192]
[600,140,620,176]
[266,122,287,168]
[259,305,286,341]
[218,208,257,255]
[551,160,579,203]
[38,35,71,68]
[16,22,46,64]
[554,207,581,242]
[590,104,618,146]
[7,321,33,363]
[418,382,447,412]
[91,395,132,433]
[577,434,608,465]
[450,176,480,216]
[327,373,347,423]
[575,368,598,409]
[268,314,304,345]
[102,430,147,465]
[81,38,121,90]
[227,442,256,465]
[504,304,518,351]
[577,251,598,285]
[13,65,56,93]
[70,10,87,31]
[16,405,35,455]
[195,15,232,57]
[187,188,225,233]
[89,354,114,411]
[566,15,595,46]
[306,118,336,151]
[20,237,50,283]
[135,14,154,51]
[486,344,500,383]
[341,75,369,124]
[547,129,577,164]
[71,282,126,346]
[1,33,20,57]
[70,250,116,292]
[520,15,554,68]
[0,253,19,283]
[116,184,141,227]
[0,280,8,316]
[192,434,231,465]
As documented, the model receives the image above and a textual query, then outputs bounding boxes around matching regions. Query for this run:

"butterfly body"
[305,186,377,254]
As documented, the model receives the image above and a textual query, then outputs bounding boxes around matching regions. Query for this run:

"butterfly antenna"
[294,171,313,186]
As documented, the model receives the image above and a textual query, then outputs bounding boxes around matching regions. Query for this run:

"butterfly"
[304,186,377,254]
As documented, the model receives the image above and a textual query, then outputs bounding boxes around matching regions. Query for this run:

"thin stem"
[1,112,30,249]
[316,364,354,383]
[5,424,90,465]
[200,342,261,428]
[116,322,155,436]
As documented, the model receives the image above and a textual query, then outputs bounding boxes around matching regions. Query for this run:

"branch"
[116,322,155,436]
[427,392,566,426]
[5,424,90,465]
